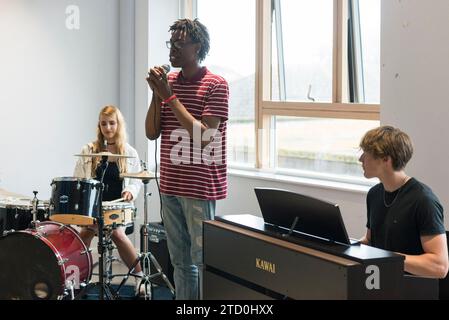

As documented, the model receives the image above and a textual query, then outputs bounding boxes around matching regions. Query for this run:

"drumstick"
[109,197,125,204]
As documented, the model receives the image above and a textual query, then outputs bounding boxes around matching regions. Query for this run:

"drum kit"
[0,151,174,300]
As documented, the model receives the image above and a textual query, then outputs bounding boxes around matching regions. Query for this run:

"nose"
[358,153,364,163]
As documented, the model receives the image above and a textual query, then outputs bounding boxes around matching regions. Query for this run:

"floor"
[81,246,175,300]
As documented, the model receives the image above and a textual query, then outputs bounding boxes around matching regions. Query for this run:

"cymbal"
[0,188,30,199]
[120,171,156,180]
[74,152,135,159]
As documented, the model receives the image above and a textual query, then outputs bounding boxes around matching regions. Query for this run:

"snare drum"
[0,221,92,300]
[0,199,49,235]
[49,177,100,226]
[102,202,136,227]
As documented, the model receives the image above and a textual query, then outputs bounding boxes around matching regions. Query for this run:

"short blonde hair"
[360,126,413,171]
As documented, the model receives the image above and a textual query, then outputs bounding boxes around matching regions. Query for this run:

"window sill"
[228,167,377,195]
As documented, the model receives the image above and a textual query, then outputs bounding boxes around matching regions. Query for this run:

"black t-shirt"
[366,177,445,255]
[95,162,123,201]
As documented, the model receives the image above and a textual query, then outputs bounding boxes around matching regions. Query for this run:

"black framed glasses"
[166,40,194,50]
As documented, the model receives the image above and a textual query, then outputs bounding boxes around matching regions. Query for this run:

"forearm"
[403,253,448,278]
[122,182,140,201]
[168,98,210,145]
[145,95,162,140]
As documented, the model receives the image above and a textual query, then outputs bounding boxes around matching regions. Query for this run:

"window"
[191,0,380,181]
[271,0,334,102]
[197,0,256,167]
[275,116,378,178]
[358,0,381,103]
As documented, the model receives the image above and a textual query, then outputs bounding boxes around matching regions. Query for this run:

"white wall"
[119,0,136,146]
[0,0,120,199]
[382,0,449,228]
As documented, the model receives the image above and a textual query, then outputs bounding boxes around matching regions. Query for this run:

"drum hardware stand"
[65,280,76,300]
[104,226,131,282]
[114,162,175,300]
[65,279,89,300]
[91,224,127,283]
[31,191,40,228]
[75,155,118,300]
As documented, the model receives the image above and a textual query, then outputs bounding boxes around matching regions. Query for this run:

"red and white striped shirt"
[160,67,229,200]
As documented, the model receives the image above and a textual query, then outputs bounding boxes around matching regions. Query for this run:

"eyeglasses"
[166,40,194,50]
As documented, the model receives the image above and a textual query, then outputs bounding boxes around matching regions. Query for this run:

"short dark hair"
[360,126,414,171]
[169,18,210,62]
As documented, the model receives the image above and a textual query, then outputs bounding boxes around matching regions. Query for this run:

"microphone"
[159,64,171,81]
[147,64,171,84]
[101,140,109,165]
[161,64,171,74]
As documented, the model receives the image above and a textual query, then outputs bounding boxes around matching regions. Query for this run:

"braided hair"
[169,18,210,62]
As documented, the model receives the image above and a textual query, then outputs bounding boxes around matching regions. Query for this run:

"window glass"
[359,0,381,104]
[273,0,333,102]
[275,117,379,177]
[197,0,256,166]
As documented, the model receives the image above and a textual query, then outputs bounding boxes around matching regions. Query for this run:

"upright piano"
[203,214,438,300]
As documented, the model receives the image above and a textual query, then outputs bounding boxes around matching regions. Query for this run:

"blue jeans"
[161,194,216,300]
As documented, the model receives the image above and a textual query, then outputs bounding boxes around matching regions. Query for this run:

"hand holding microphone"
[147,64,170,83]
[146,64,172,100]
[158,64,171,80]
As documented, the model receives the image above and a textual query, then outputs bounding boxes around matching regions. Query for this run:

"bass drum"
[0,221,92,300]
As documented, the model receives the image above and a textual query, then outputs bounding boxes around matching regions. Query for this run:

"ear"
[383,156,393,168]
[194,43,201,55]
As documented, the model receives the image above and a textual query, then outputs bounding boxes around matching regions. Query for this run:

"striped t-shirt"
[160,67,229,200]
